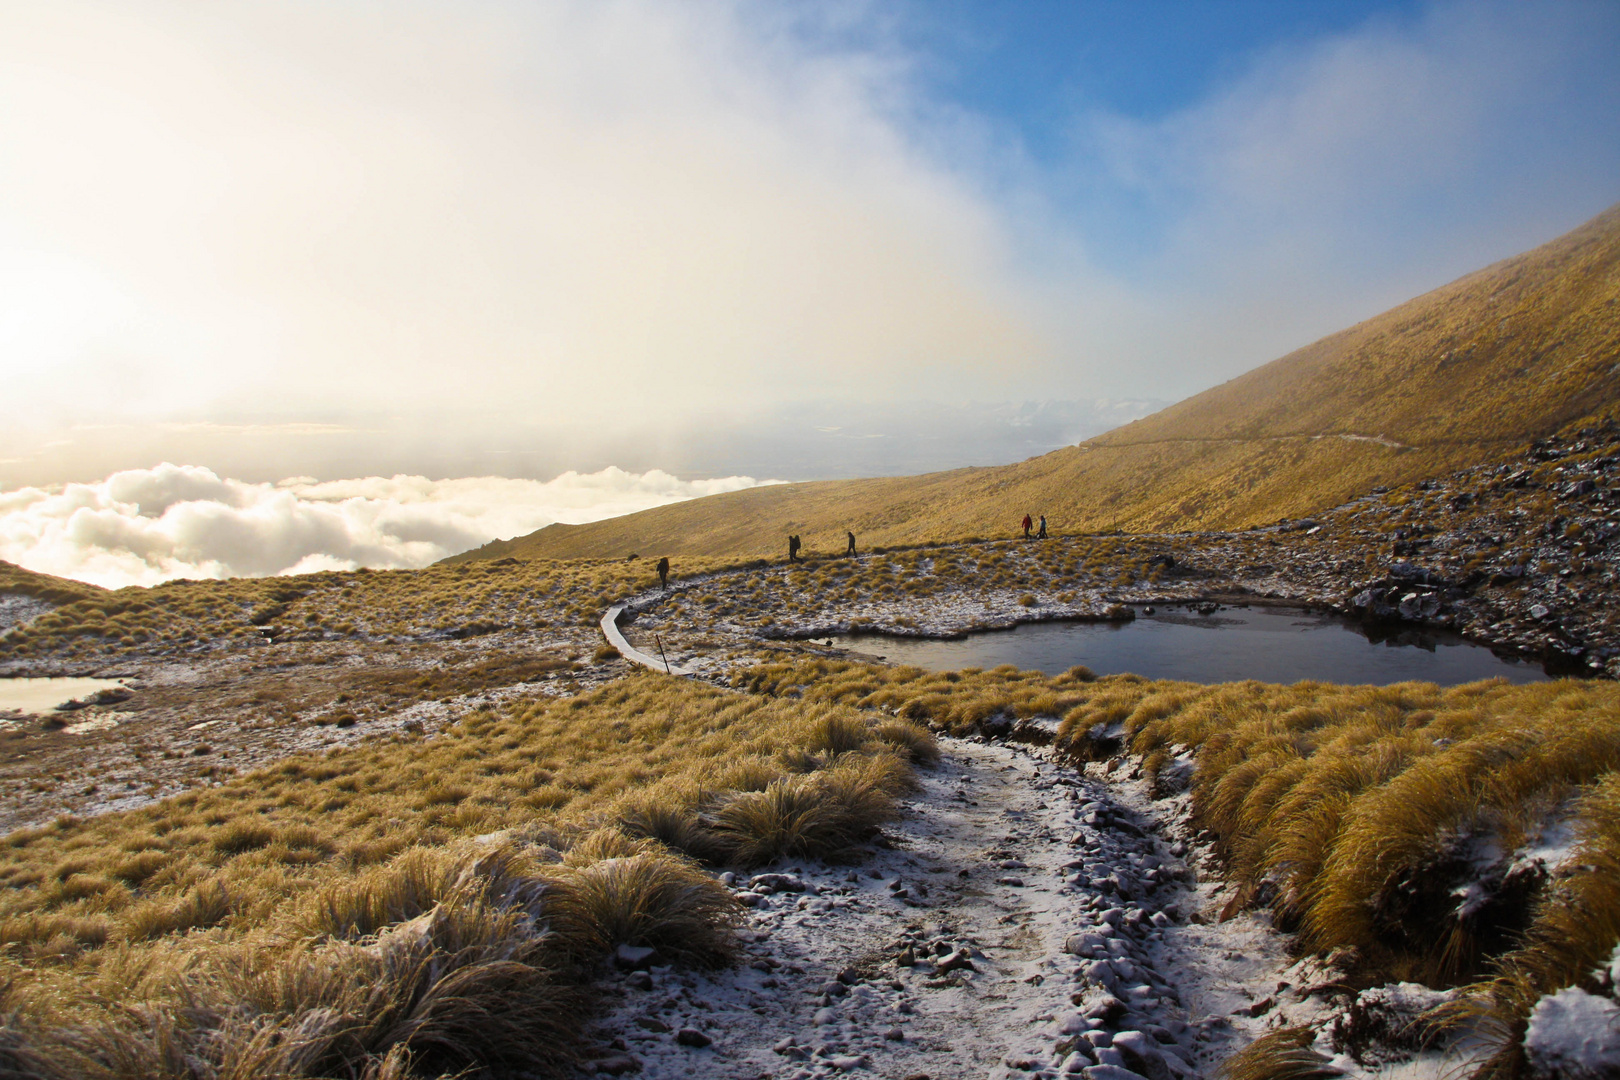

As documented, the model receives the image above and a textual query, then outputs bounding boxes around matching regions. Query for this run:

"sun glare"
[0,250,137,374]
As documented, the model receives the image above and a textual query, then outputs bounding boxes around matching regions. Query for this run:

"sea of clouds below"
[0,463,777,590]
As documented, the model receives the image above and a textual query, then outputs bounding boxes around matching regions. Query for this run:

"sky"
[1,0,1618,584]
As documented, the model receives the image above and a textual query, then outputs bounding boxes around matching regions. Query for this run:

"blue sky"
[899,1,1428,140]
[884,0,1620,282]
[0,0,1617,489]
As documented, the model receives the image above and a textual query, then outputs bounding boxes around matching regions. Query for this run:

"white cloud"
[0,0,1049,435]
[1062,0,1620,395]
[0,463,776,589]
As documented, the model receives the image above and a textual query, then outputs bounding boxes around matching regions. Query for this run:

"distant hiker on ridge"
[1022,514,1032,539]
[1038,515,1047,539]
[846,531,856,557]
[788,535,801,563]
[656,557,670,591]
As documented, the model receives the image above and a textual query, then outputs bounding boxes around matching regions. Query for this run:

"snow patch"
[1508,807,1582,879]
[0,592,53,631]
[1523,986,1620,1078]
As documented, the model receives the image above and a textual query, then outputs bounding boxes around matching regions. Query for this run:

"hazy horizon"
[0,396,1164,588]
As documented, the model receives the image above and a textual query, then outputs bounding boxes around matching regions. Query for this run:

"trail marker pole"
[654,632,672,675]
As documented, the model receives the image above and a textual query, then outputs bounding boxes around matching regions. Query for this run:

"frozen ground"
[580,735,1473,1079]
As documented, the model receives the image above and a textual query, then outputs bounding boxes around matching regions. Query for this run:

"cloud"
[0,0,1614,484]
[0,463,776,589]
[1058,0,1620,393]
[0,0,1049,435]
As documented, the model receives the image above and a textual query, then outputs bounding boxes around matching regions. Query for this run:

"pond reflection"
[833,604,1557,685]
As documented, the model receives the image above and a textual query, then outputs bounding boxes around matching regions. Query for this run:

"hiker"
[788,535,801,563]
[1038,515,1047,539]
[1022,513,1032,539]
[846,531,856,556]
[656,556,670,591]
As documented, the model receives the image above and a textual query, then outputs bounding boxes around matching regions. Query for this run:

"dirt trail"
[584,736,1299,1079]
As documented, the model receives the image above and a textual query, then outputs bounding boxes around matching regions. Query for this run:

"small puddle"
[61,713,131,735]
[833,604,1559,685]
[0,677,131,716]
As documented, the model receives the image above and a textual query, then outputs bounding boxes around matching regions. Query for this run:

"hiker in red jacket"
[1022,514,1032,539]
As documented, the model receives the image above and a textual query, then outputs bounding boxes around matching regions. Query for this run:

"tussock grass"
[1,552,745,663]
[704,751,910,866]
[123,880,233,940]
[1046,678,1620,986]
[740,658,1620,1077]
[0,561,102,607]
[544,847,740,966]
[799,711,875,756]
[613,798,730,864]
[874,718,942,765]
[293,846,469,942]
[1060,674,1620,1078]
[0,673,934,1076]
[1458,772,1620,1078]
[1220,1027,1343,1080]
[737,657,1108,735]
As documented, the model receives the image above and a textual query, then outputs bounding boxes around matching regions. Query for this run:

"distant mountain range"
[445,200,1617,562]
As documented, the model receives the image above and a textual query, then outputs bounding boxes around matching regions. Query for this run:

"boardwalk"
[599,602,693,675]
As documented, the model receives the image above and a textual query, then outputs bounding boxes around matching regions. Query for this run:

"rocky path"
[582,736,1301,1080]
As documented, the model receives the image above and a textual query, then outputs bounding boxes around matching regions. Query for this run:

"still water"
[0,677,129,714]
[833,605,1557,685]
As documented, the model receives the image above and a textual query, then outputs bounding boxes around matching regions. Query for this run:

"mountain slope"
[0,560,104,606]
[455,202,1620,563]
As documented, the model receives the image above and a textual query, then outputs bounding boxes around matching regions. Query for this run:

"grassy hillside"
[0,561,103,606]
[455,201,1620,562]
